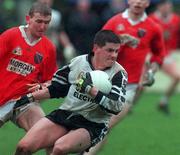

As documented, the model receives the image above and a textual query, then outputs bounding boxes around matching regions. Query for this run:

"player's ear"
[92,44,98,53]
[146,0,150,8]
[127,0,131,6]
[25,15,30,24]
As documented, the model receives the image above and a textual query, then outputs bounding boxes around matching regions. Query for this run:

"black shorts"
[46,109,108,148]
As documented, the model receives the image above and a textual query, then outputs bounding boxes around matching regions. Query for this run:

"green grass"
[1,92,180,155]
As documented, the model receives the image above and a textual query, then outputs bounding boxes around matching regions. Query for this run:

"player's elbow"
[115,101,126,115]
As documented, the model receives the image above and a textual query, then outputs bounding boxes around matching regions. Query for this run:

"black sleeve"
[94,70,128,115]
[48,65,71,98]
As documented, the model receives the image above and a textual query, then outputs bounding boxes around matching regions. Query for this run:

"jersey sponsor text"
[73,91,94,102]
[7,58,35,76]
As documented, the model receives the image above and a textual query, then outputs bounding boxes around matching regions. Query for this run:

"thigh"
[16,102,45,131]
[20,117,68,150]
[162,60,180,79]
[53,128,91,154]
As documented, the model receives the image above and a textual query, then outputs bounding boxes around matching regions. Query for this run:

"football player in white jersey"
[14,30,127,155]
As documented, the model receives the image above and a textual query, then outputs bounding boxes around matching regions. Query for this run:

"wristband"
[27,93,35,102]
[85,85,93,94]
[39,84,42,90]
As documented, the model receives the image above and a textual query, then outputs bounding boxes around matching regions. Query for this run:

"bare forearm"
[150,62,159,73]
[32,87,50,100]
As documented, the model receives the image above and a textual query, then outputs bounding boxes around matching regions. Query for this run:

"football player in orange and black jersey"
[0,2,57,132]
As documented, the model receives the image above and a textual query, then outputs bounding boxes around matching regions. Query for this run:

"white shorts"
[161,52,180,78]
[0,100,39,126]
[163,53,175,65]
[125,84,138,105]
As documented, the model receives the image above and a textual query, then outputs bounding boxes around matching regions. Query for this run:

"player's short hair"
[28,2,51,17]
[157,0,172,5]
[93,30,120,47]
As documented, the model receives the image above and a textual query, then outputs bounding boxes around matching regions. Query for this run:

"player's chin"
[133,7,144,14]
[107,60,115,67]
[37,32,44,37]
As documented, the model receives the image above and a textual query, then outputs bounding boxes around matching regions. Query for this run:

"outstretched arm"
[14,65,71,110]
[140,62,159,87]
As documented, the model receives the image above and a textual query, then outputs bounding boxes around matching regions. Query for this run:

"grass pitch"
[1,92,180,155]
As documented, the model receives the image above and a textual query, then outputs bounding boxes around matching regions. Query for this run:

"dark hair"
[28,2,51,17]
[157,0,172,5]
[93,30,120,47]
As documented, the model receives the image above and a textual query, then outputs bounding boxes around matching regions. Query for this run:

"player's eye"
[106,48,118,53]
[36,20,50,24]
[114,49,119,53]
[106,48,113,52]
[44,21,50,24]
[36,20,43,23]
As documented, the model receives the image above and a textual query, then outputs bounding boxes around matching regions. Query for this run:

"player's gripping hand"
[13,93,34,110]
[76,72,93,94]
[142,70,155,87]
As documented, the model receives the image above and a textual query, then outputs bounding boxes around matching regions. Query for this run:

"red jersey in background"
[150,12,180,54]
[0,26,57,106]
[103,10,165,83]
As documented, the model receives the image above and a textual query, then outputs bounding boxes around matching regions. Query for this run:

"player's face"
[128,0,150,15]
[26,13,51,38]
[95,42,120,68]
[158,2,172,15]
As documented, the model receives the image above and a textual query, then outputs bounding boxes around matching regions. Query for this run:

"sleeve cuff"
[94,91,104,104]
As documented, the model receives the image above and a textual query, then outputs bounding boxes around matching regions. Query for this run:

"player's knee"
[52,141,70,155]
[52,146,65,155]
[16,140,34,153]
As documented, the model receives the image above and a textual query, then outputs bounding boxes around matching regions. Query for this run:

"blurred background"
[1,0,180,91]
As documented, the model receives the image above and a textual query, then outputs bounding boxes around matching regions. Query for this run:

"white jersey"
[48,54,127,124]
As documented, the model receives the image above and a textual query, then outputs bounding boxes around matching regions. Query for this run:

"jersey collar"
[87,52,95,70]
[19,25,41,46]
[122,9,147,25]
[87,52,111,71]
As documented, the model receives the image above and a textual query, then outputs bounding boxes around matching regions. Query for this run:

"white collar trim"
[19,25,41,46]
[122,9,147,25]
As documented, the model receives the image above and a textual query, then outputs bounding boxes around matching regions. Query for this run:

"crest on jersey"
[117,24,125,31]
[77,71,85,80]
[34,52,43,64]
[137,28,146,38]
[76,71,85,91]
[12,46,22,55]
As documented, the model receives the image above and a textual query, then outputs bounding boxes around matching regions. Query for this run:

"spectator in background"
[16,0,33,25]
[149,0,180,114]
[0,16,6,34]
[101,0,126,25]
[66,0,101,55]
[38,0,76,66]
[0,0,19,30]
